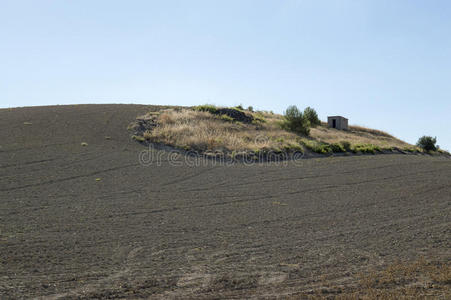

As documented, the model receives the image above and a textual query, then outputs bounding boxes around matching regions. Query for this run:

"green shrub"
[352,144,381,154]
[340,141,351,151]
[302,140,331,154]
[194,104,218,114]
[284,143,304,152]
[416,136,437,152]
[351,145,363,153]
[330,143,346,153]
[247,106,254,112]
[303,107,321,127]
[316,144,332,154]
[281,105,310,136]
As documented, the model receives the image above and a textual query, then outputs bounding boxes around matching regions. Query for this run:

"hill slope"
[0,104,450,298]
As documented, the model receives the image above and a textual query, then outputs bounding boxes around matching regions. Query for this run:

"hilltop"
[130,105,448,160]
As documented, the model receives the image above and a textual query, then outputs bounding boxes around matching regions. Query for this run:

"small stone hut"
[328,116,348,130]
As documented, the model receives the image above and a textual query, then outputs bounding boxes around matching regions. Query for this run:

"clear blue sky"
[1,1,450,150]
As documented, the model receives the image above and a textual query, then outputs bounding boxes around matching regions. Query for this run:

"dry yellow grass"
[348,258,450,299]
[303,257,450,299]
[141,109,302,154]
[135,107,417,155]
[310,125,414,149]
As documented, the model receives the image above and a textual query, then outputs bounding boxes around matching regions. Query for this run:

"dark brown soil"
[0,104,450,299]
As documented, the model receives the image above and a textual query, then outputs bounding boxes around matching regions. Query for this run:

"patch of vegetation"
[194,104,218,114]
[316,144,332,154]
[340,141,352,151]
[136,109,304,158]
[381,146,397,152]
[280,105,310,136]
[352,144,381,154]
[330,142,346,153]
[303,106,321,127]
[308,257,451,299]
[252,112,266,124]
[355,258,451,298]
[131,105,435,160]
[220,114,234,122]
[416,136,437,152]
[302,140,332,154]
[281,142,304,153]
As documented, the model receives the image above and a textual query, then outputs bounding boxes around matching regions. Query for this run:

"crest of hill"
[130,105,443,158]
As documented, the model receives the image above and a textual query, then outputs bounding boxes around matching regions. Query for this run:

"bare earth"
[0,104,450,299]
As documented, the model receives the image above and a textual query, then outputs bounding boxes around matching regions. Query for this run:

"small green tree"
[416,136,437,151]
[281,105,310,136]
[303,107,321,127]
